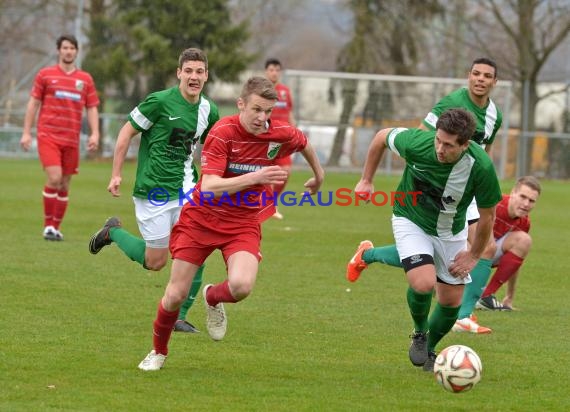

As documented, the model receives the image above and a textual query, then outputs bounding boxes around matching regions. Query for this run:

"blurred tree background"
[2,0,569,110]
[1,0,569,173]
[84,0,254,111]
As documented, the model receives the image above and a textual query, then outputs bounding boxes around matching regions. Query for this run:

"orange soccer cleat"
[346,240,374,282]
[452,316,492,334]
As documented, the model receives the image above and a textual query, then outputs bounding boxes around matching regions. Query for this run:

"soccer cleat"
[346,240,374,282]
[138,350,166,371]
[88,217,121,254]
[173,319,200,333]
[43,226,58,241]
[409,331,429,366]
[452,317,492,334]
[477,294,511,311]
[54,229,64,241]
[423,351,437,372]
[272,208,284,220]
[203,284,227,341]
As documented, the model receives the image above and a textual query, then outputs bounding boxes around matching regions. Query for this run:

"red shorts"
[38,138,79,175]
[274,155,292,167]
[170,208,262,266]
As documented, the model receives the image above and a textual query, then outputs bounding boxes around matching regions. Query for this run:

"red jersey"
[31,64,100,147]
[493,195,531,239]
[271,83,293,123]
[187,114,307,222]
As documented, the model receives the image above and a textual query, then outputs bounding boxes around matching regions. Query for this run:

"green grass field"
[1,158,568,411]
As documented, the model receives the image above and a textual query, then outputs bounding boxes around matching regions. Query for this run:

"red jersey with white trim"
[31,64,100,147]
[187,114,307,222]
[271,83,293,122]
[493,195,531,239]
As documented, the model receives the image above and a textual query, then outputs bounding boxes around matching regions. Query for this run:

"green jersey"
[128,86,219,200]
[422,88,502,149]
[387,128,502,238]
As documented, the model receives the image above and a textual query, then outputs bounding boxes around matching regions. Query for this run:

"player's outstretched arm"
[354,128,391,200]
[299,142,324,195]
[108,122,139,197]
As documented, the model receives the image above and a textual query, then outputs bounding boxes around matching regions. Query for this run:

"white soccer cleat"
[43,226,57,241]
[452,317,492,334]
[272,208,284,220]
[138,350,166,371]
[203,284,227,341]
[54,229,64,241]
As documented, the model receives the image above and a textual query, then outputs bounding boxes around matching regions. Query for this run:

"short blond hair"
[514,176,541,195]
[240,77,277,101]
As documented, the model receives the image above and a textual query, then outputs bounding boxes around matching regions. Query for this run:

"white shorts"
[466,197,480,222]
[392,215,471,285]
[491,234,507,265]
[133,197,182,248]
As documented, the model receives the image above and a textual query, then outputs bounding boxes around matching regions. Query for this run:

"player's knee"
[511,232,532,255]
[46,175,62,187]
[164,288,187,307]
[410,278,436,294]
[230,279,255,301]
[519,232,532,251]
[144,256,167,271]
[402,254,435,293]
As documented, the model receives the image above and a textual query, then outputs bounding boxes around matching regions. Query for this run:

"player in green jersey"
[347,58,504,334]
[88,48,219,333]
[349,108,502,371]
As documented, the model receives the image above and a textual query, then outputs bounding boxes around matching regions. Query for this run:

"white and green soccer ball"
[433,344,482,393]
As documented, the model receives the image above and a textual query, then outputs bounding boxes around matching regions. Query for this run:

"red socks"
[42,187,68,229]
[152,301,179,356]
[42,186,58,227]
[53,190,68,230]
[206,280,238,307]
[482,252,524,297]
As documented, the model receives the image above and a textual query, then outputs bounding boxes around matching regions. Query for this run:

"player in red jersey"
[265,58,296,219]
[452,176,541,333]
[20,34,100,241]
[478,176,541,310]
[138,76,324,371]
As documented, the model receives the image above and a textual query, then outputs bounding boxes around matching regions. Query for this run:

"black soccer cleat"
[477,294,510,311]
[409,331,429,366]
[89,217,121,254]
[173,320,200,333]
[423,351,437,372]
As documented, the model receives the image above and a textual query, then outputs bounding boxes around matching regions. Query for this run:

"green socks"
[178,265,205,321]
[457,258,493,319]
[363,244,402,268]
[427,303,460,352]
[407,287,433,332]
[109,227,146,266]
[408,288,461,352]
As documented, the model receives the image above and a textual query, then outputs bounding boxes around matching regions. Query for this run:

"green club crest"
[267,142,282,160]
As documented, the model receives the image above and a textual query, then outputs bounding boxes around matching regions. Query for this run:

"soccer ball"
[433,345,482,393]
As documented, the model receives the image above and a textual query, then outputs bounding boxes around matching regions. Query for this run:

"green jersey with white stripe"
[422,88,502,149]
[387,128,502,238]
[128,86,219,200]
